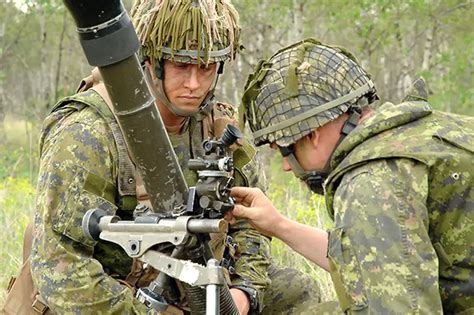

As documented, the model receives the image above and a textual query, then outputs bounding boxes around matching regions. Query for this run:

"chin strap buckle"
[341,108,361,136]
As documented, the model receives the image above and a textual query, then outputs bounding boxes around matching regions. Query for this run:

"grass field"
[0,177,36,305]
[0,116,39,305]
[0,117,335,306]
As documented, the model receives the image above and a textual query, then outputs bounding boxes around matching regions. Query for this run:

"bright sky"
[8,0,33,13]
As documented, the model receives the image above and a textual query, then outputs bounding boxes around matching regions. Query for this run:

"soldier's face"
[163,60,217,113]
[275,122,342,173]
[271,138,319,172]
[279,136,324,172]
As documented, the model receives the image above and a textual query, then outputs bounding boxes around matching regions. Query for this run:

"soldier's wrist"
[273,215,292,240]
[230,285,258,311]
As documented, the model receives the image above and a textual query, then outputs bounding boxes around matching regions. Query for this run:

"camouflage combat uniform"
[240,38,472,314]
[30,88,320,314]
[168,104,322,314]
[325,100,474,314]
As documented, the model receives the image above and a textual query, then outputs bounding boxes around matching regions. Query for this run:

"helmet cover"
[240,38,377,147]
[131,0,242,66]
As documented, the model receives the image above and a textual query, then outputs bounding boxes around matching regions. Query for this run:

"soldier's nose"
[184,66,201,91]
[282,157,292,172]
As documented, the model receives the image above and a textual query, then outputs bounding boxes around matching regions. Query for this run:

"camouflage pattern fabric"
[30,90,320,313]
[31,97,147,313]
[324,100,474,313]
[167,107,273,310]
[261,263,321,315]
[168,105,323,313]
[290,301,342,315]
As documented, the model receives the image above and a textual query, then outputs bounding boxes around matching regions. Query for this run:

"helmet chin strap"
[285,108,361,195]
[285,152,329,195]
[148,60,223,119]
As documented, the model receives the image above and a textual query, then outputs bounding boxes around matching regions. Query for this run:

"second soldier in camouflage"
[230,38,474,314]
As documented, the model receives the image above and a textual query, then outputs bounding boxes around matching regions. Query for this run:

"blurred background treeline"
[1,0,473,305]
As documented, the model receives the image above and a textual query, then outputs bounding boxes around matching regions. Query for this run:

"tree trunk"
[421,20,438,72]
[54,9,68,102]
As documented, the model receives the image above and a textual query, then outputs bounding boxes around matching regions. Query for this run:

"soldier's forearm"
[275,217,330,271]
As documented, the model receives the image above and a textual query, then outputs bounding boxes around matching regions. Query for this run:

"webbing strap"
[32,295,50,314]
[253,81,374,139]
[286,153,306,178]
[90,83,137,203]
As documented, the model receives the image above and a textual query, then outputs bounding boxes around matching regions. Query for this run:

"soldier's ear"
[307,129,321,149]
[144,60,158,82]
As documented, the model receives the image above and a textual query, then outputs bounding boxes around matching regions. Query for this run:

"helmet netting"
[131,0,241,65]
[242,38,376,147]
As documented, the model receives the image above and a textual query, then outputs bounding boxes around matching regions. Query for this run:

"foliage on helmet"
[131,0,241,65]
[240,38,377,147]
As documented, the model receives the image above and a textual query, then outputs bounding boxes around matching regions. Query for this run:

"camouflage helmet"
[240,38,378,147]
[131,0,241,66]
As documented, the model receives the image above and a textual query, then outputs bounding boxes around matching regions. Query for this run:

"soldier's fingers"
[232,196,244,203]
[225,212,236,225]
[230,187,260,205]
[230,186,251,199]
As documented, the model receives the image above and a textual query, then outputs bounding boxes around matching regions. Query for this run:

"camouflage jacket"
[324,100,474,314]
[30,89,271,313]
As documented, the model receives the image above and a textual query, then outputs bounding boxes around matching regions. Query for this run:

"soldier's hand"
[228,187,285,237]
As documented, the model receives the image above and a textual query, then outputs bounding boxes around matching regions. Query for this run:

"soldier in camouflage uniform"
[13,2,321,315]
[229,38,474,314]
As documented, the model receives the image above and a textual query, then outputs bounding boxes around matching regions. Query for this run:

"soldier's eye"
[278,144,295,157]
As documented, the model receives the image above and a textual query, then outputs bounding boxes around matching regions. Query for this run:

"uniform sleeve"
[229,141,272,309]
[30,109,147,314]
[328,158,443,313]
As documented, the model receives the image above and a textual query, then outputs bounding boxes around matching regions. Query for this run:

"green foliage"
[232,0,474,115]
[0,116,38,304]
[0,116,39,180]
[426,32,474,115]
[0,148,27,179]
[0,176,36,305]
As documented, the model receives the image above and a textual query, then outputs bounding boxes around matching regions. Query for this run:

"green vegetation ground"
[0,116,39,305]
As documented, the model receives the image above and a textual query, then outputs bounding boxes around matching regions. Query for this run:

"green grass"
[0,116,39,305]
[0,115,39,180]
[0,177,36,305]
[2,117,34,146]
